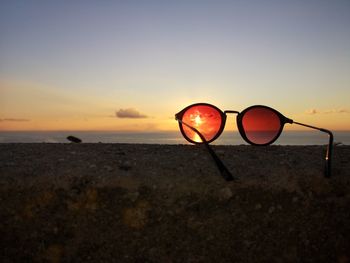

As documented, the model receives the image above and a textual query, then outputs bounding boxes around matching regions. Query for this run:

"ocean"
[0,131,349,145]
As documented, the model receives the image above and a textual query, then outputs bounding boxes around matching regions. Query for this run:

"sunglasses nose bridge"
[224,110,240,115]
[221,110,240,133]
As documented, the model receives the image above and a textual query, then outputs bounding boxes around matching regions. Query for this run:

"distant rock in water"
[67,136,82,143]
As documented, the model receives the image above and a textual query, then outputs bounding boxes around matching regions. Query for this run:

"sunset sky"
[1,0,349,131]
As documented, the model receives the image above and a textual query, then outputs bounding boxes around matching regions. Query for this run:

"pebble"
[127,192,140,202]
[167,211,174,216]
[292,196,298,203]
[206,235,215,241]
[255,203,262,210]
[268,206,275,214]
[119,161,132,171]
[219,187,233,200]
[244,240,253,248]
[303,239,310,246]
[104,165,113,172]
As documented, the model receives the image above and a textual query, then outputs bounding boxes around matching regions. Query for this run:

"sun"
[194,115,202,126]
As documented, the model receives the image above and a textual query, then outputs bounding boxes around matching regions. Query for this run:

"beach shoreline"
[1,144,350,262]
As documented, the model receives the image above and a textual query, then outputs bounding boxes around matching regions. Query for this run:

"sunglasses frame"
[175,103,334,180]
[176,103,227,144]
[176,103,294,146]
[237,105,294,146]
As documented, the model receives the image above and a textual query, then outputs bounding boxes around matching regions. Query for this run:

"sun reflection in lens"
[181,105,223,143]
[188,112,203,142]
[194,115,202,126]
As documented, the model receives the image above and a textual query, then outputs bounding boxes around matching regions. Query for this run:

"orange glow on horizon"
[1,114,349,132]
[1,79,349,132]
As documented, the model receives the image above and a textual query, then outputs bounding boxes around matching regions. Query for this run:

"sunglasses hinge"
[285,118,293,124]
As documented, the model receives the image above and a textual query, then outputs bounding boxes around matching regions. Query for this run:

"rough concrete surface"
[0,144,349,263]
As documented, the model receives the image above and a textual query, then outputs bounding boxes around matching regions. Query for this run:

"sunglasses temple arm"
[293,121,334,178]
[204,142,235,181]
[176,119,235,181]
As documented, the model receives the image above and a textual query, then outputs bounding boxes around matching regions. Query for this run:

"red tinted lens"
[181,105,223,143]
[242,107,281,144]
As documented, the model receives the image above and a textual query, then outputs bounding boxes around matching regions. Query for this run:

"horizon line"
[0,129,349,133]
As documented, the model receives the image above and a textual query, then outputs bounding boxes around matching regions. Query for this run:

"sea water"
[0,131,349,145]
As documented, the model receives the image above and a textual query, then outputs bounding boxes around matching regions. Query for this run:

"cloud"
[305,109,318,115]
[0,118,30,122]
[115,108,148,119]
[325,109,349,114]
[305,109,349,115]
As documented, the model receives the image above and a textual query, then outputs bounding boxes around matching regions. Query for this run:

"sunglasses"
[175,103,334,181]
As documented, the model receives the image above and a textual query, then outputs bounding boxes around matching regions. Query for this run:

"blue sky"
[1,0,349,130]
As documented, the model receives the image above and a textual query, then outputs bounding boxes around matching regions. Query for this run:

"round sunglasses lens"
[181,105,222,143]
[242,107,281,144]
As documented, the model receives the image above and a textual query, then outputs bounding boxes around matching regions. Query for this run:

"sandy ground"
[0,143,350,263]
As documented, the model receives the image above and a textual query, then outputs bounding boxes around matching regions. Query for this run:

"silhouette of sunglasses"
[175,103,333,181]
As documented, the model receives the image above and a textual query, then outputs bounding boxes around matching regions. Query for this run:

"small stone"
[67,135,82,143]
[292,196,298,203]
[255,203,262,210]
[219,187,233,200]
[89,164,97,169]
[268,206,275,214]
[127,192,140,202]
[206,235,214,241]
[119,161,132,171]
[104,165,113,172]
[167,210,174,216]
[277,205,282,210]
[244,240,253,247]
